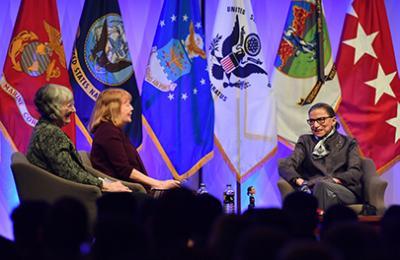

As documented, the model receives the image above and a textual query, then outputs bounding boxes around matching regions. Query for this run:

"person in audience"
[279,102,362,211]
[207,214,249,260]
[322,222,382,260]
[235,226,290,260]
[320,204,358,240]
[27,84,130,192]
[11,201,50,260]
[44,198,90,260]
[0,234,16,260]
[191,193,223,250]
[277,240,339,260]
[282,191,319,239]
[380,205,400,259]
[88,88,180,190]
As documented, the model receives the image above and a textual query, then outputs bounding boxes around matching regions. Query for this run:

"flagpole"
[316,0,324,83]
[237,181,241,214]
[197,0,205,190]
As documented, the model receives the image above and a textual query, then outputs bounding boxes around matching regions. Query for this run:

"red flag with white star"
[337,0,400,173]
[0,0,75,153]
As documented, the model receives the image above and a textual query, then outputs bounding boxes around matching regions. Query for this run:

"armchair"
[10,152,101,223]
[277,158,387,215]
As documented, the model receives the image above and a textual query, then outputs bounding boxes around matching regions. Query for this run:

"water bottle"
[197,183,208,195]
[223,184,235,214]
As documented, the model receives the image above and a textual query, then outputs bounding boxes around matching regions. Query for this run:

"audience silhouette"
[282,191,319,240]
[320,204,358,240]
[380,205,400,260]
[11,201,50,259]
[4,187,392,260]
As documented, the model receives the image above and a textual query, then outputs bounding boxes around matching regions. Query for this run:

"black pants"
[311,179,357,211]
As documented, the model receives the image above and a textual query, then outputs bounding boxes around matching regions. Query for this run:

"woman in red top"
[89,88,180,190]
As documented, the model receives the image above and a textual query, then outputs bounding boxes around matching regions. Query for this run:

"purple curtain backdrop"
[0,0,399,240]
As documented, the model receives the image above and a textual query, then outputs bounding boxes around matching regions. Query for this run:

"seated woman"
[279,103,362,211]
[88,88,180,190]
[27,84,130,193]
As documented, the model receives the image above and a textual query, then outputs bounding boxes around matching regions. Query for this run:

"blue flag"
[142,0,214,179]
[69,0,142,147]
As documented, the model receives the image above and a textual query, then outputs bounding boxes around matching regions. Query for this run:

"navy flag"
[142,0,215,179]
[69,0,142,147]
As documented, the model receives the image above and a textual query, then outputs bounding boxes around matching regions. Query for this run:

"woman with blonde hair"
[89,88,180,190]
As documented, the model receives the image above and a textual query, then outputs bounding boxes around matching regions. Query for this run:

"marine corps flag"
[337,0,400,172]
[208,0,277,181]
[69,0,142,147]
[142,0,214,179]
[272,0,340,144]
[0,0,75,153]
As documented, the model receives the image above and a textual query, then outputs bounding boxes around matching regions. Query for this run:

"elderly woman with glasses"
[27,84,130,192]
[279,102,362,211]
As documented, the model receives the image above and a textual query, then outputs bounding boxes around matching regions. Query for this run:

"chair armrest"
[85,165,147,194]
[78,150,147,194]
[364,175,387,215]
[78,150,92,167]
[277,177,295,200]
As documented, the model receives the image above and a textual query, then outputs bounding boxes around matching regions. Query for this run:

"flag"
[69,0,142,147]
[0,0,75,153]
[142,0,214,179]
[337,0,400,172]
[273,0,340,144]
[208,0,277,181]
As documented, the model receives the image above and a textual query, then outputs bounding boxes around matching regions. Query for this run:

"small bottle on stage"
[223,184,235,214]
[197,183,208,195]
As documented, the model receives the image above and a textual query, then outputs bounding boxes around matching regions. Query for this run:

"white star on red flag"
[365,64,396,105]
[343,23,378,64]
[386,103,400,143]
[337,0,400,172]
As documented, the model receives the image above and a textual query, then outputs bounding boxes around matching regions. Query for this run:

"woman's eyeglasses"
[306,116,333,126]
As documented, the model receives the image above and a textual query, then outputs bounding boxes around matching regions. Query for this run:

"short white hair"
[34,83,73,120]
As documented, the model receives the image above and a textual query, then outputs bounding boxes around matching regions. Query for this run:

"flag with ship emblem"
[208,0,277,181]
[141,0,214,179]
[0,0,75,153]
[69,0,142,147]
[272,0,340,144]
[337,0,400,172]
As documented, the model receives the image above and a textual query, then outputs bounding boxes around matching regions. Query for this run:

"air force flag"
[142,0,215,179]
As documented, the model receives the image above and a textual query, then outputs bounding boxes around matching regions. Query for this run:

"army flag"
[0,0,74,153]
[272,0,340,144]
[141,0,214,179]
[69,0,142,147]
[208,0,277,181]
[337,0,400,172]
